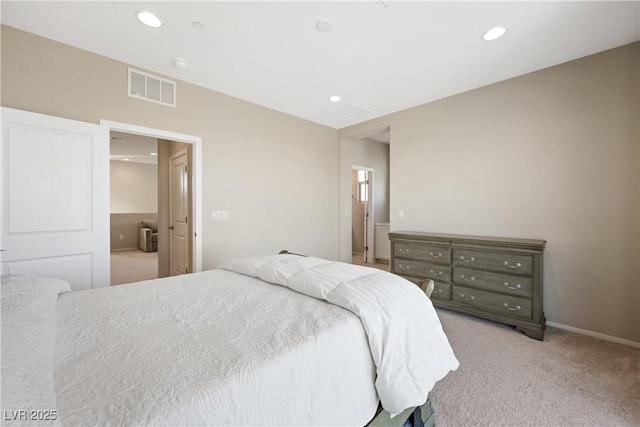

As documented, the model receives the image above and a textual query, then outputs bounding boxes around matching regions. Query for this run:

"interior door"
[169,150,190,275]
[1,107,110,290]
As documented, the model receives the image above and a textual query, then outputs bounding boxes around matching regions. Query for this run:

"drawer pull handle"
[429,252,442,258]
[432,289,443,294]
[429,269,443,276]
[399,248,410,254]
[398,264,410,270]
[503,282,522,290]
[504,261,522,269]
[460,294,475,301]
[503,303,521,311]
[459,256,475,262]
[460,274,475,282]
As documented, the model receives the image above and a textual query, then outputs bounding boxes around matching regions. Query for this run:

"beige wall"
[110,160,158,213]
[110,213,157,251]
[341,43,640,343]
[1,25,340,268]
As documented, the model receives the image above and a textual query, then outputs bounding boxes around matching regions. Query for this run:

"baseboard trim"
[546,321,640,349]
[110,247,140,252]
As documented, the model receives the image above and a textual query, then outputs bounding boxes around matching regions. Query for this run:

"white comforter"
[1,255,458,426]
[220,255,460,415]
[1,275,71,426]
[54,269,378,426]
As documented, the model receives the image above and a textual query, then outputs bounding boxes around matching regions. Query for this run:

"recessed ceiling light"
[192,21,205,30]
[482,27,506,41]
[329,95,341,102]
[316,19,334,32]
[150,152,158,156]
[137,11,162,28]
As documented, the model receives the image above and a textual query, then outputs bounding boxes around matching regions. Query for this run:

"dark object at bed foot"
[278,249,307,257]
[367,399,434,427]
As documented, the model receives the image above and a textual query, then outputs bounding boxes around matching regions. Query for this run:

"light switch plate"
[212,210,229,220]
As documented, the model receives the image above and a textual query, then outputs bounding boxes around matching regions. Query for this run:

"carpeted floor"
[110,249,158,286]
[430,307,639,426]
[351,253,390,271]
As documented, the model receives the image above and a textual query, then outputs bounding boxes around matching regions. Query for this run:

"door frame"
[351,165,374,264]
[100,119,202,273]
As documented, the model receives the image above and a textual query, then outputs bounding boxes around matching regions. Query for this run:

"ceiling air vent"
[128,68,176,107]
[326,102,373,127]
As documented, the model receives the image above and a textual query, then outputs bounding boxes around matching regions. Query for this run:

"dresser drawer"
[452,248,533,275]
[394,242,450,264]
[430,281,451,301]
[390,231,545,339]
[452,286,532,320]
[394,258,451,282]
[452,267,532,298]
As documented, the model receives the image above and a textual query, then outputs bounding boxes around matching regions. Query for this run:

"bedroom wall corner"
[340,42,640,344]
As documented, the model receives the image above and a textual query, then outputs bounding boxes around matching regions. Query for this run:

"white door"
[169,150,190,276]
[1,107,110,290]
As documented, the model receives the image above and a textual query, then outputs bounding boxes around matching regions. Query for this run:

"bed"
[1,254,459,426]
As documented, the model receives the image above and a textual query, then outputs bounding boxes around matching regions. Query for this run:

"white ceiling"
[2,1,639,129]
[110,131,158,164]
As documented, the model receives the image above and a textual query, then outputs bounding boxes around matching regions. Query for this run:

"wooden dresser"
[389,231,546,340]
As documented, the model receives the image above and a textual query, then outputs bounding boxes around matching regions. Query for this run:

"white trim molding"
[546,321,640,349]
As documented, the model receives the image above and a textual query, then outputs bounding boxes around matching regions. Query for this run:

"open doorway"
[109,131,159,285]
[352,166,373,264]
[103,119,202,285]
[109,133,195,285]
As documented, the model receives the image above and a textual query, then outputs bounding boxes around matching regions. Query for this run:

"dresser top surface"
[389,231,546,250]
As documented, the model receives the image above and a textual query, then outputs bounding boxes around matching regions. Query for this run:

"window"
[357,170,368,203]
